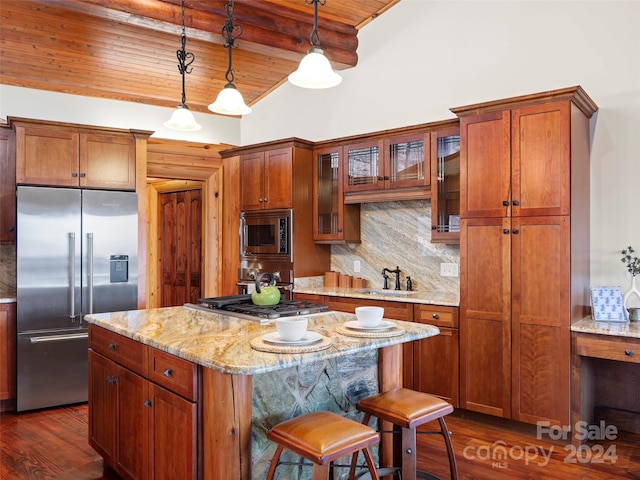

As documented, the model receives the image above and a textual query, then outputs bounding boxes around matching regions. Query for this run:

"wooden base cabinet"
[412,305,459,407]
[89,325,198,480]
[453,87,597,428]
[12,118,137,190]
[0,303,16,404]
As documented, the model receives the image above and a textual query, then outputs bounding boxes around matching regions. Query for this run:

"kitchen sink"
[355,289,416,297]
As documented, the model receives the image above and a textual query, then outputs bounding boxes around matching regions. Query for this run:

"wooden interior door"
[160,189,202,307]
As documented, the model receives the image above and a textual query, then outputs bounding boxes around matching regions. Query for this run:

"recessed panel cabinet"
[453,87,597,427]
[0,127,16,243]
[0,303,16,403]
[14,122,136,190]
[89,325,198,480]
[240,147,293,211]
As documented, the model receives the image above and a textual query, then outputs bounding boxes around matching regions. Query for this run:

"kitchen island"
[85,306,439,480]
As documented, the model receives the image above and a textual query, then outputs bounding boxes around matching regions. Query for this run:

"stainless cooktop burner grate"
[193,295,328,319]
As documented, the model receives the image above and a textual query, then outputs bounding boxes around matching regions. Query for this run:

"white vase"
[623,275,640,311]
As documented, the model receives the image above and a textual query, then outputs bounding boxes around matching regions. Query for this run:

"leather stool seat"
[353,388,458,480]
[266,410,380,480]
[357,388,454,429]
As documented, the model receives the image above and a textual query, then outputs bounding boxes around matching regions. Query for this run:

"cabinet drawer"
[324,296,413,322]
[413,304,459,328]
[89,324,148,376]
[148,348,198,401]
[575,333,640,364]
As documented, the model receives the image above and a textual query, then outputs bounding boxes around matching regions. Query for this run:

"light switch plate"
[440,263,459,277]
[354,260,361,273]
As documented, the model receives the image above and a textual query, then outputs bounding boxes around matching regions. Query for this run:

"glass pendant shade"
[208,84,252,115]
[288,47,342,89]
[164,104,202,131]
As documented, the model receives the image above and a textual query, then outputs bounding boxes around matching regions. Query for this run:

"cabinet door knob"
[512,200,519,206]
[72,172,79,178]
[503,200,509,206]
[376,176,384,181]
[625,350,633,356]
[383,176,390,180]
[259,198,263,202]
[106,375,117,385]
[108,343,117,350]
[263,198,268,202]
[163,368,173,377]
[512,229,520,234]
[503,229,510,234]
[432,313,439,319]
[144,400,152,407]
[80,173,86,178]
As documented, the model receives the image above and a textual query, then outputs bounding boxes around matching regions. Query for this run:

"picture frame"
[589,286,628,322]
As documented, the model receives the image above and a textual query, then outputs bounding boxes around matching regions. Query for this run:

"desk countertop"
[571,317,640,339]
[85,306,439,375]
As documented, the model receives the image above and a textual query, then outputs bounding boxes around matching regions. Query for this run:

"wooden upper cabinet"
[343,133,430,202]
[459,96,579,219]
[459,111,511,219]
[14,121,136,190]
[0,127,16,243]
[80,133,136,190]
[512,102,571,217]
[240,147,292,211]
[312,146,360,244]
[430,127,461,243]
[15,125,80,187]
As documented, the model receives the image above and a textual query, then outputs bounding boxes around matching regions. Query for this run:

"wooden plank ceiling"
[0,0,399,115]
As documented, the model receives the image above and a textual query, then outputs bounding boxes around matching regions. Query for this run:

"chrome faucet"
[382,266,401,290]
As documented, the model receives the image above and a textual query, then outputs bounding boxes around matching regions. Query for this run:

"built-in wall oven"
[239,209,294,299]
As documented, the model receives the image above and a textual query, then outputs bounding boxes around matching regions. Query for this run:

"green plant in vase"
[621,246,640,316]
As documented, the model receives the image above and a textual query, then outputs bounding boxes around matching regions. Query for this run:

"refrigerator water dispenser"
[110,255,129,282]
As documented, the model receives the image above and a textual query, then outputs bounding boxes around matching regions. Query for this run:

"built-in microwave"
[240,209,292,259]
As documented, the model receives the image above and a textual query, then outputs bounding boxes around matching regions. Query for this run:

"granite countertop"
[0,290,16,303]
[85,306,439,375]
[571,317,640,339]
[293,286,460,307]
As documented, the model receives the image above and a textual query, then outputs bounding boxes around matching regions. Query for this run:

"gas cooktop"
[184,294,329,323]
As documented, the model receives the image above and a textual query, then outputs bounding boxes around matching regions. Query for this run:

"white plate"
[344,320,396,331]
[262,331,323,345]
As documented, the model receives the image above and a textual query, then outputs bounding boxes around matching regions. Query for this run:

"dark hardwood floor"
[1,404,639,479]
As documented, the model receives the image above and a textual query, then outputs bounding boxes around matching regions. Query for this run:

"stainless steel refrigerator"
[16,186,138,411]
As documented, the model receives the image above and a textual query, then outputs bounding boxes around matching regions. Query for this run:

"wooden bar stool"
[351,388,458,480]
[265,410,381,480]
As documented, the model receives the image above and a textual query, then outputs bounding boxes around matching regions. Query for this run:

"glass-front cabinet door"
[313,146,360,244]
[343,140,383,192]
[430,128,461,243]
[385,132,430,189]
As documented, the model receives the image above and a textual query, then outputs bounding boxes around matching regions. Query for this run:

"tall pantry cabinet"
[451,87,597,427]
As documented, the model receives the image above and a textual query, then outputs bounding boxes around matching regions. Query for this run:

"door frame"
[145,139,239,308]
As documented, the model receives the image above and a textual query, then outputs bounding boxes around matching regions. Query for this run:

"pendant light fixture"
[208,0,251,116]
[164,0,201,131]
[288,0,341,89]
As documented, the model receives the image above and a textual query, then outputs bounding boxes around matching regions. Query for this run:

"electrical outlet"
[440,263,459,277]
[354,260,361,273]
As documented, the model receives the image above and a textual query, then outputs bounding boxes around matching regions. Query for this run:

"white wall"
[0,85,241,146]
[243,0,640,290]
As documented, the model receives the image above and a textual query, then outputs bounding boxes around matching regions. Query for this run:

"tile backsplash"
[0,244,16,294]
[330,200,460,292]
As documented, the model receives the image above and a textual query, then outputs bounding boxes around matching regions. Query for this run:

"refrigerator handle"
[87,232,94,315]
[69,232,76,321]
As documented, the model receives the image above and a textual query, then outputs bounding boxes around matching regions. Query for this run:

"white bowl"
[355,306,384,328]
[275,317,308,341]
